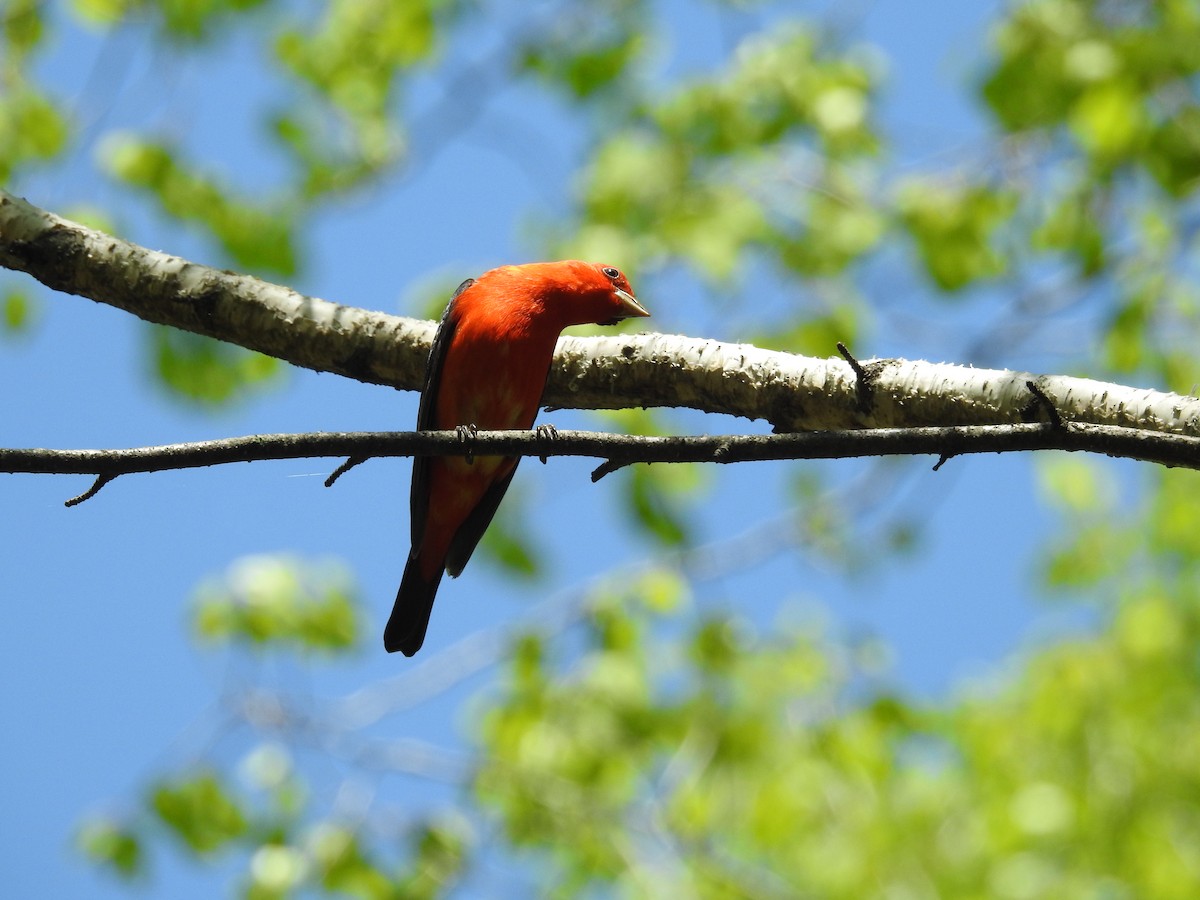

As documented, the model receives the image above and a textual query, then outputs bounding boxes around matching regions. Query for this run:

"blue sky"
[0,1,1111,896]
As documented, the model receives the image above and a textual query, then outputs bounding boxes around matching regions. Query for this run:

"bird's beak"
[614,288,650,319]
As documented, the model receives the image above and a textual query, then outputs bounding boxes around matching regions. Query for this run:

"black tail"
[384,554,444,656]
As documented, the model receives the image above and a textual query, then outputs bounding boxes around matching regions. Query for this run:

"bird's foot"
[456,423,478,464]
[535,423,557,464]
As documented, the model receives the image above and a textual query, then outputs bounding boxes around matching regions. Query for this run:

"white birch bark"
[4,188,1198,437]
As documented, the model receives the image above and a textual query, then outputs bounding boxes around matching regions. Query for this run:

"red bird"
[384,261,649,655]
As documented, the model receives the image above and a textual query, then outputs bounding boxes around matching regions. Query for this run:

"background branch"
[5,423,1200,506]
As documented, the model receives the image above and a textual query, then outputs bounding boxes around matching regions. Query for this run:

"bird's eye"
[602,266,620,280]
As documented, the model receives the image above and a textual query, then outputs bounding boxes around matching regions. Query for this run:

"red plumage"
[384,260,649,655]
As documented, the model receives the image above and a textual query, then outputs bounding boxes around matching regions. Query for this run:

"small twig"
[591,459,631,482]
[1023,380,1063,427]
[837,341,874,412]
[932,454,951,472]
[836,341,865,378]
[65,474,116,507]
[326,455,368,488]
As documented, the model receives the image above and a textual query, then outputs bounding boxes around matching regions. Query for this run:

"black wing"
[444,460,520,577]
[409,277,475,552]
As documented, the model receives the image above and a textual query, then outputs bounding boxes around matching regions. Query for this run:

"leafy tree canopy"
[6,0,1200,896]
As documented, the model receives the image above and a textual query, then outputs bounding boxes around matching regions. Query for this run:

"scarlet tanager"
[384,261,649,655]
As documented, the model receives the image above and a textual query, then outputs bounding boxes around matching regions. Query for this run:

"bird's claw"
[457,423,478,464]
[535,423,557,463]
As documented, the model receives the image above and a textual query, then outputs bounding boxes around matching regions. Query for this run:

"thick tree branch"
[6,190,1200,437]
[0,190,435,390]
[5,423,1200,507]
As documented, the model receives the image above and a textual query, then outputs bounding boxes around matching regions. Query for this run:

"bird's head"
[587,262,649,326]
[532,260,649,328]
[473,260,649,334]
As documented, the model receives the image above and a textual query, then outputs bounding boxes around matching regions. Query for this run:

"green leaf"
[1041,522,1129,589]
[756,305,858,357]
[480,490,543,579]
[1149,470,1200,561]
[1,289,35,334]
[895,179,1017,292]
[77,817,144,879]
[70,0,135,27]
[1102,285,1155,373]
[626,465,691,547]
[399,816,473,899]
[1032,182,1107,275]
[192,556,360,653]
[307,824,394,898]
[150,772,247,856]
[1068,81,1146,160]
[519,12,645,100]
[689,617,742,674]
[0,87,68,180]
[3,0,45,57]
[790,185,886,276]
[1114,592,1184,663]
[979,1,1086,131]
[630,565,689,614]
[1035,456,1113,514]
[1147,105,1200,196]
[103,137,297,275]
[245,844,306,898]
[151,326,283,407]
[269,0,442,197]
[73,0,271,41]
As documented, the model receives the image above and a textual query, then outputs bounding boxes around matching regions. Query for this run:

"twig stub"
[65,474,116,507]
[836,342,876,413]
[1022,380,1063,428]
[326,456,368,488]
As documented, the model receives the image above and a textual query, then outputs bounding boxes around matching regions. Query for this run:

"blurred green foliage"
[479,488,544,579]
[1,288,33,333]
[79,738,473,897]
[568,25,884,283]
[7,0,1200,895]
[78,817,144,879]
[191,555,359,652]
[518,0,644,99]
[0,0,66,182]
[475,533,1200,897]
[103,138,298,276]
[151,771,249,856]
[152,326,284,406]
[895,180,1017,292]
[94,537,1200,896]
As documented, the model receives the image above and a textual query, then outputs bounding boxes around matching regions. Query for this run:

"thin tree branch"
[4,423,1199,506]
[7,189,1200,435]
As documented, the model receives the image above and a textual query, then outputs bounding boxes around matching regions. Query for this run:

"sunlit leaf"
[480,490,543,579]
[2,289,35,334]
[1035,456,1114,514]
[77,817,144,879]
[102,137,297,275]
[895,178,1017,292]
[150,326,284,407]
[192,556,360,653]
[150,772,247,856]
